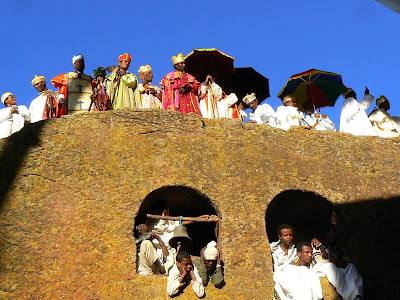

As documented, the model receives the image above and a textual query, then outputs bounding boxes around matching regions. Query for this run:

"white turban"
[203,241,219,260]
[1,92,13,105]
[72,54,84,64]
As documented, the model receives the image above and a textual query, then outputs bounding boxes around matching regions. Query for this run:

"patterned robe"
[160,71,201,116]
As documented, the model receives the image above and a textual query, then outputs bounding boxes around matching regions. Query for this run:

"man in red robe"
[160,53,202,116]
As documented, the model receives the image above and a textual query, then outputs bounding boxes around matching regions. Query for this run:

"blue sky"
[1,0,399,127]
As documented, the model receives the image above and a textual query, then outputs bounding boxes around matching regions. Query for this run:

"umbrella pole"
[209,87,219,118]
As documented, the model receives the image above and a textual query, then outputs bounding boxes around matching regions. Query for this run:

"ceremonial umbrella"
[218,67,270,103]
[184,48,235,83]
[277,69,347,111]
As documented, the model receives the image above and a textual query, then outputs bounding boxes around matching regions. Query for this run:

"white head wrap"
[243,93,257,105]
[1,92,13,105]
[72,54,84,64]
[203,241,219,260]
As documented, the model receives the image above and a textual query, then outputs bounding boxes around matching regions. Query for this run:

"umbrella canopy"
[218,67,270,103]
[184,48,235,83]
[277,69,347,110]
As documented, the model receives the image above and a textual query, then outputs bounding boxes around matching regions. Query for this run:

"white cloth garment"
[216,93,239,118]
[274,264,323,300]
[340,94,376,136]
[137,219,179,275]
[199,82,223,118]
[249,103,276,125]
[29,90,57,123]
[369,108,400,138]
[167,264,205,297]
[138,83,162,109]
[304,113,336,131]
[270,241,297,273]
[314,262,363,300]
[275,105,307,130]
[0,105,30,139]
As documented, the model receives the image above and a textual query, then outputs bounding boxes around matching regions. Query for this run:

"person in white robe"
[0,92,30,139]
[198,75,223,118]
[138,65,162,109]
[368,95,400,138]
[244,93,276,126]
[275,95,308,130]
[167,251,205,298]
[340,87,376,136]
[216,92,241,119]
[302,102,336,131]
[274,242,323,300]
[137,205,179,275]
[29,75,58,123]
[270,224,297,273]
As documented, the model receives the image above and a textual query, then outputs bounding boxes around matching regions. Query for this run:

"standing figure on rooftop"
[138,65,162,109]
[368,95,400,137]
[160,53,202,116]
[90,67,112,112]
[245,93,276,126]
[29,75,58,122]
[105,53,141,110]
[275,95,307,130]
[339,87,376,136]
[302,102,336,131]
[51,54,94,115]
[0,92,30,138]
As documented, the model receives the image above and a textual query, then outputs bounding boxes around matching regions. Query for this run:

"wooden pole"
[146,214,220,222]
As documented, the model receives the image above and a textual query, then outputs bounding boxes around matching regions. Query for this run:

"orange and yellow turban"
[119,53,132,62]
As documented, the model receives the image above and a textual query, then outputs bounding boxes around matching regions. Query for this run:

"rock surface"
[1,109,399,299]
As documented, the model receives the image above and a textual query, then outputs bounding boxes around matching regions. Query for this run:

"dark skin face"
[203,259,216,272]
[74,58,85,73]
[379,100,390,111]
[34,81,47,93]
[297,245,313,266]
[177,258,193,274]
[248,99,259,111]
[118,60,130,71]
[174,62,185,72]
[4,95,17,107]
[278,228,294,248]
[284,99,296,107]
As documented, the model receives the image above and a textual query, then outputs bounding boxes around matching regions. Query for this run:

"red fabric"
[42,94,59,119]
[160,71,202,116]
[51,73,68,117]
[118,53,132,62]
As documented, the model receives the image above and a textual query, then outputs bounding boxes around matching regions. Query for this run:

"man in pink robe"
[160,53,202,116]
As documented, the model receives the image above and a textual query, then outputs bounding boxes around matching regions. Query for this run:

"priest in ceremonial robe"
[105,53,141,110]
[29,75,58,122]
[339,87,376,136]
[160,53,202,116]
[138,64,162,109]
[51,54,94,115]
[369,95,400,138]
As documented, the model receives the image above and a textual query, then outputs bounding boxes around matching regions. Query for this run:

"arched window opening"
[134,186,220,263]
[265,190,334,246]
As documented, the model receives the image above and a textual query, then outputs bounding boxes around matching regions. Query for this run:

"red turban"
[119,53,132,62]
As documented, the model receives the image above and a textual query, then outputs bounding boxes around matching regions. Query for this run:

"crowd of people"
[271,224,364,300]
[1,52,399,139]
[135,202,224,298]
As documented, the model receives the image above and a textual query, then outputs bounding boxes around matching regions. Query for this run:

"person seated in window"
[270,224,297,273]
[136,202,209,275]
[166,251,205,298]
[192,240,225,288]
